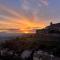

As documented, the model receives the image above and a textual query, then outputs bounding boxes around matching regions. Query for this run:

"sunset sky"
[0,0,60,33]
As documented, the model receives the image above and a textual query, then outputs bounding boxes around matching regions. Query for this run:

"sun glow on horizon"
[0,16,47,33]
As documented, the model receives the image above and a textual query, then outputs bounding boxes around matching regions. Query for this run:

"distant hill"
[45,23,60,33]
[46,23,60,29]
[36,23,60,34]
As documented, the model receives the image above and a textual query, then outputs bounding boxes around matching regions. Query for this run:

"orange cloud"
[0,5,47,33]
[0,4,20,19]
[0,15,47,33]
